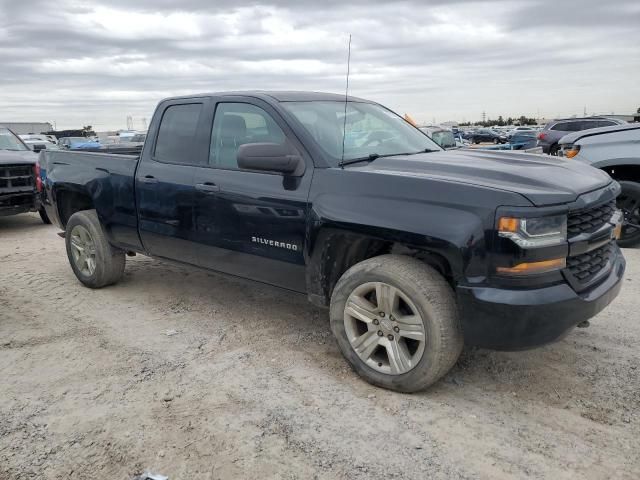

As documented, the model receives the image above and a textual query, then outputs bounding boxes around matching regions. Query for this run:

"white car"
[19,134,56,144]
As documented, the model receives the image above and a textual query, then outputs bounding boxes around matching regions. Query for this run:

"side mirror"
[237,143,304,176]
[31,144,45,153]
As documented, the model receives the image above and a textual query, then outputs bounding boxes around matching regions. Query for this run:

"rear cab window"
[154,103,205,165]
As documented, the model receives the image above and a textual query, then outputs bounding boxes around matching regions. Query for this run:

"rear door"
[191,96,313,291]
[136,98,213,264]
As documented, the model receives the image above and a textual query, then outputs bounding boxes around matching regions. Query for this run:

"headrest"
[220,114,246,138]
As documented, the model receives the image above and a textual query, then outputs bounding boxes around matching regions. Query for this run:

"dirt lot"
[1,213,639,480]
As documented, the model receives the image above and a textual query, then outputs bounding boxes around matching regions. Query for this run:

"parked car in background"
[507,126,535,139]
[470,128,507,144]
[537,117,626,155]
[118,133,146,147]
[20,134,60,152]
[0,127,50,223]
[508,131,538,150]
[558,123,640,246]
[58,136,101,150]
[419,127,457,149]
[20,134,55,144]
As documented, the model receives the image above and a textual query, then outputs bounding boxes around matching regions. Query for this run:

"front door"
[192,98,312,292]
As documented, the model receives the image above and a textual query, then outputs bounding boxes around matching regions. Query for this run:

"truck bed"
[42,150,142,250]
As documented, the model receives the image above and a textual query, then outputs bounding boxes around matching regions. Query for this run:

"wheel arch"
[598,163,640,182]
[54,186,95,228]
[305,228,459,308]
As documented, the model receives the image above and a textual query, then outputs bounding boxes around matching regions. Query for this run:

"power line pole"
[481,111,486,124]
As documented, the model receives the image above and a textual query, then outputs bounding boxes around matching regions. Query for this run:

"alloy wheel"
[343,282,426,375]
[69,225,97,276]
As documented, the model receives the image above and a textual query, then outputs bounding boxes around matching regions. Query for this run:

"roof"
[559,123,640,145]
[160,90,372,104]
[549,116,623,123]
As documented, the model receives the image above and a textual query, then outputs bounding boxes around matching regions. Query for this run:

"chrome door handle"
[195,183,220,193]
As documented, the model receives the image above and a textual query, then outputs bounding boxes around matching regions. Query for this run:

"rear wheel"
[330,255,463,392]
[493,138,499,144]
[65,209,125,288]
[616,180,640,247]
[549,144,560,156]
[38,207,51,224]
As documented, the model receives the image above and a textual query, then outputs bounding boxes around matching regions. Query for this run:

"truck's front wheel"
[65,209,125,288]
[330,255,463,392]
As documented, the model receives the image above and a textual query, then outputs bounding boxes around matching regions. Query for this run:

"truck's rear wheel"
[617,180,640,247]
[38,207,51,224]
[330,255,463,392]
[65,209,125,288]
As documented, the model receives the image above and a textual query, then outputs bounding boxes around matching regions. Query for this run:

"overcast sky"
[1,0,638,130]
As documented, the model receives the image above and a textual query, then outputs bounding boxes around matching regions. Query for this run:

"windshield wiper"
[405,148,441,155]
[339,150,438,168]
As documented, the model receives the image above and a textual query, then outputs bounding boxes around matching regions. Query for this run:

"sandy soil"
[1,213,639,479]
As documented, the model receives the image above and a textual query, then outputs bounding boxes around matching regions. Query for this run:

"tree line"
[459,115,539,127]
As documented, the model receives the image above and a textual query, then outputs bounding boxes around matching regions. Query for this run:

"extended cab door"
[135,98,213,264]
[191,97,313,292]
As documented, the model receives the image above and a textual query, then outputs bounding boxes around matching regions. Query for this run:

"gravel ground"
[1,213,639,480]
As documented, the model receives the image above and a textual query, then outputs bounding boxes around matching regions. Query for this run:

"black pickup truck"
[40,91,626,392]
[1,126,50,223]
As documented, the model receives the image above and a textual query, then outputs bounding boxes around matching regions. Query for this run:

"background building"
[0,121,53,135]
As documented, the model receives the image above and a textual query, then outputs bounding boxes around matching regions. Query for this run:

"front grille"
[0,164,34,191]
[0,164,35,210]
[567,200,616,237]
[566,242,614,285]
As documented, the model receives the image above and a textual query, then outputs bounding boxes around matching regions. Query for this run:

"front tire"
[617,180,640,248]
[65,209,125,288]
[330,255,463,392]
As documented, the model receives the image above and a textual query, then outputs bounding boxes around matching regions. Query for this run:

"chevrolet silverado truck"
[1,126,50,223]
[39,92,626,392]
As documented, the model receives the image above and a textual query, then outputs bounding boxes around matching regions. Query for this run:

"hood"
[353,149,612,206]
[0,149,38,165]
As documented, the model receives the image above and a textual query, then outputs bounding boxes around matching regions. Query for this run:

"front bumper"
[0,192,38,217]
[456,251,625,350]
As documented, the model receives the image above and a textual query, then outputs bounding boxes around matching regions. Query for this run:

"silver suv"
[537,117,625,155]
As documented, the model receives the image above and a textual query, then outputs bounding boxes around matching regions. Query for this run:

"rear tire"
[616,180,640,248]
[330,255,463,392]
[65,209,125,288]
[549,144,560,156]
[38,208,51,224]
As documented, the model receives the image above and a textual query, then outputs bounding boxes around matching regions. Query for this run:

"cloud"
[0,0,638,129]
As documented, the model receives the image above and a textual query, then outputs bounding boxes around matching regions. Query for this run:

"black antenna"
[340,34,352,168]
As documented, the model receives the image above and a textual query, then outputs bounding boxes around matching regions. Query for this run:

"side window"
[578,121,598,131]
[154,103,204,164]
[551,122,570,131]
[209,103,286,169]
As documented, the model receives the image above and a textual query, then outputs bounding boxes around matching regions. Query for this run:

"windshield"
[0,128,29,151]
[282,101,441,164]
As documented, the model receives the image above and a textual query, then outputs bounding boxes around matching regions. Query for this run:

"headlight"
[498,214,567,248]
